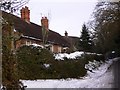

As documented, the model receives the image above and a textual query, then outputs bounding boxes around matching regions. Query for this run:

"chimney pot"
[41,16,49,31]
[25,6,28,8]
[20,6,30,22]
[65,31,68,37]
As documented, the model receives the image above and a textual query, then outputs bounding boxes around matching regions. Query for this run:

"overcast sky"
[24,0,98,37]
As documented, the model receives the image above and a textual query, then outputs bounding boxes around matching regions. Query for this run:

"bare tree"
[90,2,120,54]
[0,0,29,12]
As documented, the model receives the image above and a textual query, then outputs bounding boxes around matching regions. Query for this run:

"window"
[26,40,32,45]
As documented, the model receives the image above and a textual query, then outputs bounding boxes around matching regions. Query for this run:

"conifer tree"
[79,24,93,52]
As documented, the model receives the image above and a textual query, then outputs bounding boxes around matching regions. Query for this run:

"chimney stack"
[65,31,68,37]
[21,6,30,22]
[41,17,49,31]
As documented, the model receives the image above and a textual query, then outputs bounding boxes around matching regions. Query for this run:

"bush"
[51,60,86,79]
[17,46,108,79]
[16,45,55,79]
[80,53,105,64]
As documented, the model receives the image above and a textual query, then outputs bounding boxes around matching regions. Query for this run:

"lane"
[113,58,120,88]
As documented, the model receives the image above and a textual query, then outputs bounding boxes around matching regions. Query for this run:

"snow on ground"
[22,58,119,88]
[54,51,102,60]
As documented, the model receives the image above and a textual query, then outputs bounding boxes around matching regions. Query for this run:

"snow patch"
[14,29,17,32]
[54,51,102,60]
[31,43,44,48]
[43,64,50,68]
[22,35,41,41]
[54,51,84,60]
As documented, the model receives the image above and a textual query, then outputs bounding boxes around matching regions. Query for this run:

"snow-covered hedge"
[85,60,103,71]
[22,57,120,88]
[17,46,105,79]
[54,51,84,60]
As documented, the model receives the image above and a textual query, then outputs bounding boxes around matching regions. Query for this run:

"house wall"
[16,39,63,53]
[15,38,42,49]
[50,44,62,53]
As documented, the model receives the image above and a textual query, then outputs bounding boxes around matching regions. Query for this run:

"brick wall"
[15,38,42,49]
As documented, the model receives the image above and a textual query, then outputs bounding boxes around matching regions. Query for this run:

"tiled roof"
[2,11,70,47]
